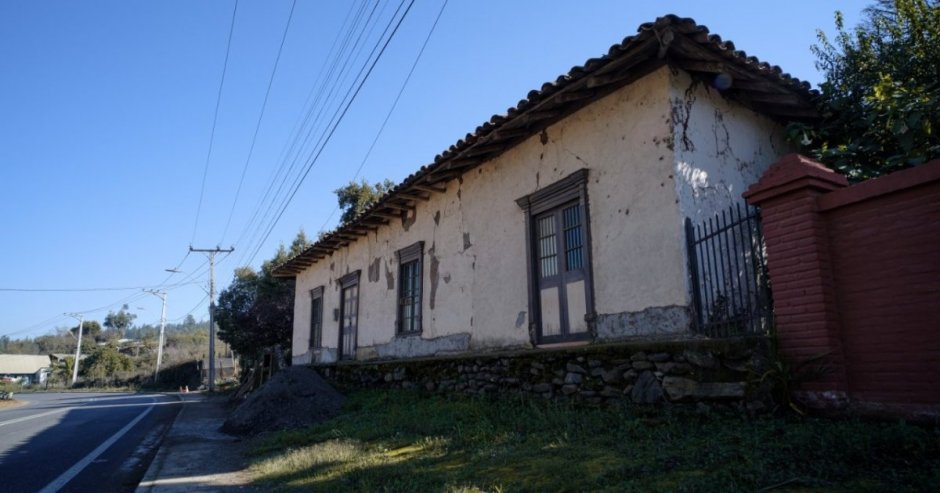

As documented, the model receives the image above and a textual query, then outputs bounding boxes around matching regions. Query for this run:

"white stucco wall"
[290,66,791,363]
[292,66,695,363]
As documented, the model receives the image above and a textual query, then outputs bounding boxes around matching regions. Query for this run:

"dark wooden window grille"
[563,203,584,270]
[516,169,595,344]
[537,216,558,278]
[309,286,324,349]
[338,271,360,360]
[396,241,423,334]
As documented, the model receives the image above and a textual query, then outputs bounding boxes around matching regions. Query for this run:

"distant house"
[274,16,816,365]
[0,354,52,385]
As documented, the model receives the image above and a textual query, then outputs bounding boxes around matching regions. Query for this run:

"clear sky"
[0,0,868,338]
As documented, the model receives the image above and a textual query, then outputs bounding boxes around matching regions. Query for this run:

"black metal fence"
[685,203,772,337]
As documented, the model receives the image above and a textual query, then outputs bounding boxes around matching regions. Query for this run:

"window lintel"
[516,168,589,214]
[338,270,361,288]
[396,241,424,264]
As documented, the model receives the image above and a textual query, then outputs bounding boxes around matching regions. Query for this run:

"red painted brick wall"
[746,155,940,408]
[822,173,940,404]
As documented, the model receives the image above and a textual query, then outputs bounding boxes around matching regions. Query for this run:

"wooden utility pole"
[189,246,233,392]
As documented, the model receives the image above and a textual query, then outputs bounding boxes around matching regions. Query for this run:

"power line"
[231,0,380,265]
[220,0,298,244]
[0,282,200,293]
[246,0,416,266]
[169,293,210,323]
[0,314,70,338]
[318,0,449,233]
[232,0,390,267]
[0,258,206,339]
[191,0,240,244]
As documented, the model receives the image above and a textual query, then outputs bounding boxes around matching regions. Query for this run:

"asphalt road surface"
[0,392,182,493]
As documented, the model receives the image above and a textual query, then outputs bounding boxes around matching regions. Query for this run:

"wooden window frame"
[309,286,324,349]
[395,241,424,336]
[337,270,361,360]
[516,168,596,344]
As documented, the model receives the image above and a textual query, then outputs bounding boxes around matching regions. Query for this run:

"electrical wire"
[231,0,380,266]
[191,0,240,244]
[168,294,210,323]
[0,282,201,293]
[246,0,416,267]
[219,0,298,244]
[317,0,448,233]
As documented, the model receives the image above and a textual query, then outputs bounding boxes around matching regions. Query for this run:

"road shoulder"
[136,392,259,492]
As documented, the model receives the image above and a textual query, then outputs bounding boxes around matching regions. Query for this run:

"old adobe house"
[274,15,817,366]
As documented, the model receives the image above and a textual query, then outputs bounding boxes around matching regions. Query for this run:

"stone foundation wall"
[317,337,773,412]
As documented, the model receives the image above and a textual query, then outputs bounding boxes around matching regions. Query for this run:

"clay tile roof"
[273,15,818,277]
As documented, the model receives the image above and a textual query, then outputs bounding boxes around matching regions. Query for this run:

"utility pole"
[190,246,234,392]
[144,289,167,383]
[65,313,84,386]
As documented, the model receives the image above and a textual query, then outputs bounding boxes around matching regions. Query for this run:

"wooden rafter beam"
[742,91,807,106]
[586,71,628,88]
[675,59,726,73]
[521,109,563,123]
[369,211,400,220]
[411,183,447,194]
[461,143,504,159]
[397,191,430,202]
[424,169,463,183]
[730,78,794,95]
[552,90,595,104]
[381,201,413,211]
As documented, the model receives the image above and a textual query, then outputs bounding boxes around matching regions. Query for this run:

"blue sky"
[0,0,867,338]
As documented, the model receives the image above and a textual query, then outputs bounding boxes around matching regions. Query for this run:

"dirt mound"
[222,366,345,435]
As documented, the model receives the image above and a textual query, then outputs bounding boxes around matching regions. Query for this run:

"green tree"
[50,356,74,387]
[335,179,395,224]
[215,231,311,366]
[794,0,940,180]
[70,320,102,340]
[35,334,71,354]
[81,343,134,385]
[103,305,137,339]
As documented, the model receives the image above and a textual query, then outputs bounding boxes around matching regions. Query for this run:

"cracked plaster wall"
[291,66,766,361]
[670,69,793,226]
[667,69,794,308]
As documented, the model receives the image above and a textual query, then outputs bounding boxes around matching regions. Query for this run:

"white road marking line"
[0,408,68,427]
[0,396,175,427]
[37,396,156,493]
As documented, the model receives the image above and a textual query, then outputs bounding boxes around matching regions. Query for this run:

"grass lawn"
[249,389,939,492]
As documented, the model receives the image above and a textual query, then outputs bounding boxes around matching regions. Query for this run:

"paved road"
[0,392,182,493]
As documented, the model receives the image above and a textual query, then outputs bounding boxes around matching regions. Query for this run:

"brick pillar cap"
[744,153,849,205]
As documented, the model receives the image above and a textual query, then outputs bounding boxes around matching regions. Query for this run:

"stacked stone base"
[318,337,773,413]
